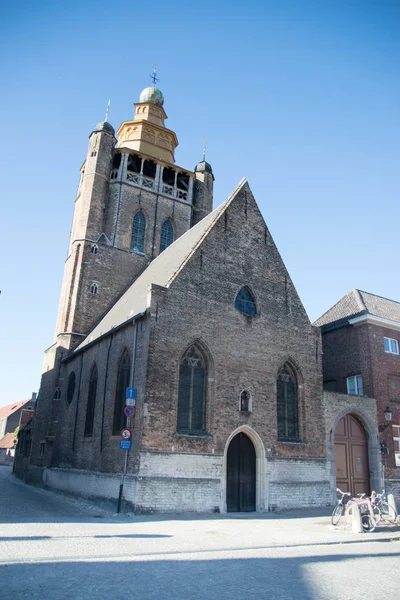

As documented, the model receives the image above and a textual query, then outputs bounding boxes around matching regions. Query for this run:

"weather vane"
[150,64,159,86]
[104,99,111,122]
[202,140,207,161]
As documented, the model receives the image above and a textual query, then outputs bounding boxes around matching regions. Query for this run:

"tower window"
[90,283,98,294]
[177,171,189,191]
[91,245,98,254]
[177,346,207,434]
[143,159,156,178]
[53,387,61,400]
[131,211,146,254]
[160,219,174,253]
[235,287,257,315]
[127,153,141,174]
[162,167,175,186]
[277,363,299,441]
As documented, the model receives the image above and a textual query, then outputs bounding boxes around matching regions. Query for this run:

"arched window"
[235,287,256,315]
[160,219,174,252]
[53,387,61,400]
[112,350,130,435]
[91,244,98,254]
[90,283,98,294]
[240,390,251,412]
[277,363,299,441]
[84,364,98,437]
[177,346,207,434]
[67,372,76,405]
[131,211,146,253]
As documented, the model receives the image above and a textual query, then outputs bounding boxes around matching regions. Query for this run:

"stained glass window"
[160,219,174,252]
[112,350,130,435]
[235,287,257,315]
[177,346,206,433]
[277,363,299,441]
[84,364,98,437]
[131,211,146,253]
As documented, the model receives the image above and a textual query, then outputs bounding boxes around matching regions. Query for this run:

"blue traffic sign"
[126,387,137,399]
[120,440,132,450]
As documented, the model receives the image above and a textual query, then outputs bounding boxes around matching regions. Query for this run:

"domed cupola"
[139,86,164,107]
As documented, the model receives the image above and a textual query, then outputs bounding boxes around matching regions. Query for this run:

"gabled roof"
[0,400,31,421]
[0,433,17,449]
[314,289,400,330]
[76,179,248,351]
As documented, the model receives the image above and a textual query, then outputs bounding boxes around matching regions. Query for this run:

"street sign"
[120,428,132,441]
[125,397,136,407]
[126,387,137,399]
[120,440,131,450]
[124,406,135,418]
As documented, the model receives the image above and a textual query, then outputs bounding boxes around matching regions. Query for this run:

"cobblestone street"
[1,466,400,600]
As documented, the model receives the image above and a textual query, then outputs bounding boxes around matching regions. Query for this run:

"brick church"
[22,80,388,512]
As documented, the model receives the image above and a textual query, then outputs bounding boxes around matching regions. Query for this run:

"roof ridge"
[353,289,366,312]
[358,289,400,306]
[165,178,248,286]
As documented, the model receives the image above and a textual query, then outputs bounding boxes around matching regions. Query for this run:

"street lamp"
[378,406,393,432]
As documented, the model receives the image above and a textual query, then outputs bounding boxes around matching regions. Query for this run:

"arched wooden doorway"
[226,432,256,512]
[334,413,370,496]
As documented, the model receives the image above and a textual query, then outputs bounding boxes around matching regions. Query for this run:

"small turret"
[192,160,214,226]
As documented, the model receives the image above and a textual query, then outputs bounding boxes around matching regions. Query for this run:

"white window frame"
[393,425,400,467]
[346,375,364,396]
[384,337,399,355]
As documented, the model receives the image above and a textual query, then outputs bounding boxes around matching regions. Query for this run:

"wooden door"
[334,414,370,496]
[227,432,256,512]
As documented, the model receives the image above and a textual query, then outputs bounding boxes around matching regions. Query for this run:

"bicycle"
[344,495,377,532]
[371,490,398,524]
[331,488,352,525]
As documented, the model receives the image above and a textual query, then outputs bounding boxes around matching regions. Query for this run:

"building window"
[240,390,251,412]
[393,425,400,467]
[160,219,174,252]
[90,283,98,294]
[39,441,46,457]
[131,211,146,253]
[67,372,76,405]
[84,364,98,437]
[235,287,257,315]
[277,363,299,441]
[91,244,98,254]
[53,387,61,400]
[177,346,207,434]
[384,337,399,355]
[112,349,130,435]
[346,375,364,396]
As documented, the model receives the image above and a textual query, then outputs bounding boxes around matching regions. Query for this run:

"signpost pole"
[117,416,130,513]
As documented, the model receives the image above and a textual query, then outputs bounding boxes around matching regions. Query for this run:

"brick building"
[24,82,383,512]
[315,289,400,500]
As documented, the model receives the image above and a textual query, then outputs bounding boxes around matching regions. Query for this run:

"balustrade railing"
[115,170,191,202]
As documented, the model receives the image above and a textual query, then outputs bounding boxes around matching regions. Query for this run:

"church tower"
[53,80,214,354]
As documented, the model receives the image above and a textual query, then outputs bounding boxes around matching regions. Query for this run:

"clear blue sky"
[1,0,399,407]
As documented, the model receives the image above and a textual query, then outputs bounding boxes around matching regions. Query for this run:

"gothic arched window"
[277,363,299,441]
[67,372,76,405]
[177,346,207,434]
[112,350,130,435]
[235,287,257,315]
[131,211,146,253]
[160,219,174,253]
[84,364,98,437]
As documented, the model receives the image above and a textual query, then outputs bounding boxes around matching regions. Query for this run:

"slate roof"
[314,289,400,330]
[76,179,247,352]
[0,400,30,421]
[0,433,17,449]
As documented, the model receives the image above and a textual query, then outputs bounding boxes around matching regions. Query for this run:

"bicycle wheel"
[331,503,343,525]
[372,504,382,525]
[361,515,376,532]
[380,501,397,523]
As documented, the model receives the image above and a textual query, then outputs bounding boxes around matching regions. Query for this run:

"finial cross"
[150,64,159,86]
